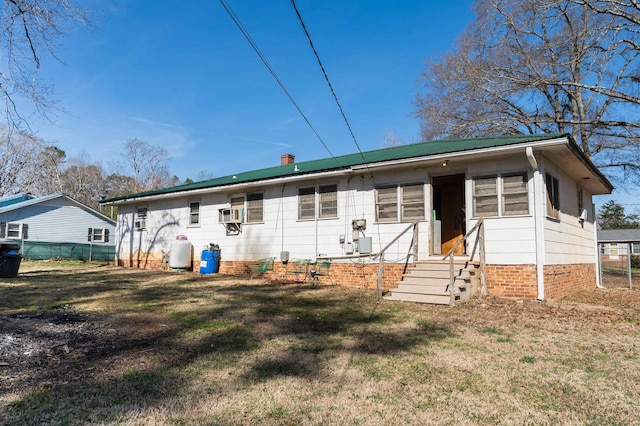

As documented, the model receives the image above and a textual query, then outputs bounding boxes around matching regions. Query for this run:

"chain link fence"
[598,243,639,289]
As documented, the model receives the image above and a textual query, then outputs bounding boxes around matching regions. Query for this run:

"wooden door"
[433,174,465,255]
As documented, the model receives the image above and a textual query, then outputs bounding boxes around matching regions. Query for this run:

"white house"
[0,193,116,261]
[102,134,613,302]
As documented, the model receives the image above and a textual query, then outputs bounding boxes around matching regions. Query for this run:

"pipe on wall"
[526,147,546,301]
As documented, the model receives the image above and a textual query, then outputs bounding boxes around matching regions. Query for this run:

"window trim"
[375,183,426,223]
[135,206,148,231]
[245,191,264,224]
[472,172,530,218]
[6,222,23,240]
[318,184,338,219]
[296,184,339,221]
[188,200,201,227]
[297,186,316,220]
[88,227,109,243]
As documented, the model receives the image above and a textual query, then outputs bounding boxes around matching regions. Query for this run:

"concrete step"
[405,268,472,279]
[383,291,457,305]
[399,275,469,286]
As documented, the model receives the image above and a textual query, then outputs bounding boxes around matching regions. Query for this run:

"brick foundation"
[544,263,595,299]
[485,264,538,299]
[117,256,407,291]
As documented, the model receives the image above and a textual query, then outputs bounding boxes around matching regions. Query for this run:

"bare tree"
[1,0,88,129]
[61,153,104,209]
[32,145,66,195]
[414,0,640,184]
[122,138,172,192]
[0,125,42,195]
[382,129,404,148]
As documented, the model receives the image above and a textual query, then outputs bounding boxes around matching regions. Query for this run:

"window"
[633,243,640,254]
[298,187,315,220]
[189,201,200,226]
[246,192,263,223]
[545,173,560,220]
[376,184,425,222]
[319,184,338,218]
[401,184,425,221]
[376,187,398,222]
[2,222,24,240]
[502,173,529,216]
[473,173,529,217]
[135,207,147,230]
[88,228,109,243]
[297,184,338,220]
[473,176,499,217]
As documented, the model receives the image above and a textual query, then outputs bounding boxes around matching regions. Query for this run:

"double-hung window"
[472,173,529,217]
[1,222,24,239]
[375,184,425,222]
[88,228,109,243]
[297,184,338,220]
[246,192,263,223]
[189,201,200,226]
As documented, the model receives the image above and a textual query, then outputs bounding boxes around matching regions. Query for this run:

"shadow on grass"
[0,267,454,424]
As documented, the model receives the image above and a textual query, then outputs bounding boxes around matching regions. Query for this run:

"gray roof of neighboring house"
[0,193,116,225]
[597,229,640,243]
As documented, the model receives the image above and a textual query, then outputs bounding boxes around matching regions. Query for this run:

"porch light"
[442,160,449,167]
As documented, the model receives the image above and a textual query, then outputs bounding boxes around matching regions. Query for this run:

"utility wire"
[290,0,368,166]
[218,0,339,164]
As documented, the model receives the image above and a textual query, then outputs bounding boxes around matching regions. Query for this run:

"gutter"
[101,168,351,206]
[526,147,546,301]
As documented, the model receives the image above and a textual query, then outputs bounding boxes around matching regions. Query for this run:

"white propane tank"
[169,236,192,269]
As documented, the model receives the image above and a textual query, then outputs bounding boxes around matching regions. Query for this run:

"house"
[597,229,640,266]
[101,133,613,302]
[0,193,116,261]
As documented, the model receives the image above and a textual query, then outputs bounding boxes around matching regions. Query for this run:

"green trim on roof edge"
[102,133,569,203]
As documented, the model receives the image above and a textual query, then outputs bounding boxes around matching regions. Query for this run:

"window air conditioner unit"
[219,208,243,224]
[135,219,146,231]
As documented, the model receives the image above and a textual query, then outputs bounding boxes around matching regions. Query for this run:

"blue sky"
[28,0,637,212]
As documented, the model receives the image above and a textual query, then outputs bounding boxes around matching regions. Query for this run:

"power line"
[218,0,339,165]
[290,0,368,165]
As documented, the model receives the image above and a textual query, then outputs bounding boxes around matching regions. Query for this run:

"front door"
[432,174,466,255]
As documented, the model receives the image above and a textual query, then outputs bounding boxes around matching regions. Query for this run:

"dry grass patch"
[0,262,639,425]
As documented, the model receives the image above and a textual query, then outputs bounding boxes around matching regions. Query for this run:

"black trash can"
[0,251,22,278]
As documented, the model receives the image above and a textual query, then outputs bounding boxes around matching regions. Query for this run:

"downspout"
[526,147,545,301]
[594,203,603,289]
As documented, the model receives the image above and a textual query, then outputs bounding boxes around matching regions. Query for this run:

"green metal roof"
[102,133,568,203]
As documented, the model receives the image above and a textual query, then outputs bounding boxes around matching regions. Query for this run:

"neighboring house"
[0,193,116,261]
[102,133,613,301]
[597,229,640,265]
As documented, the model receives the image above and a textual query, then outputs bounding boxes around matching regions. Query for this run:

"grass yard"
[1,261,639,425]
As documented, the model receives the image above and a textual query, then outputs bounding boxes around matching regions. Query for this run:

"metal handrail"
[442,218,486,306]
